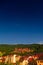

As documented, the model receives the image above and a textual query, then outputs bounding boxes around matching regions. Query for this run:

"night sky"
[0,0,43,44]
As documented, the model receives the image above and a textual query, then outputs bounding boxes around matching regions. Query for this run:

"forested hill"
[0,44,43,56]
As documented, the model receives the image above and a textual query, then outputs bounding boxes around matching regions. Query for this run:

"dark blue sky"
[0,0,43,44]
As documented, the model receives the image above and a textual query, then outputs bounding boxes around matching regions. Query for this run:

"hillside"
[0,44,43,56]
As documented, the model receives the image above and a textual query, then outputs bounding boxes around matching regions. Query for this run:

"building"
[36,60,43,65]
[4,54,21,64]
[19,56,28,65]
[0,57,2,62]
[36,56,43,65]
